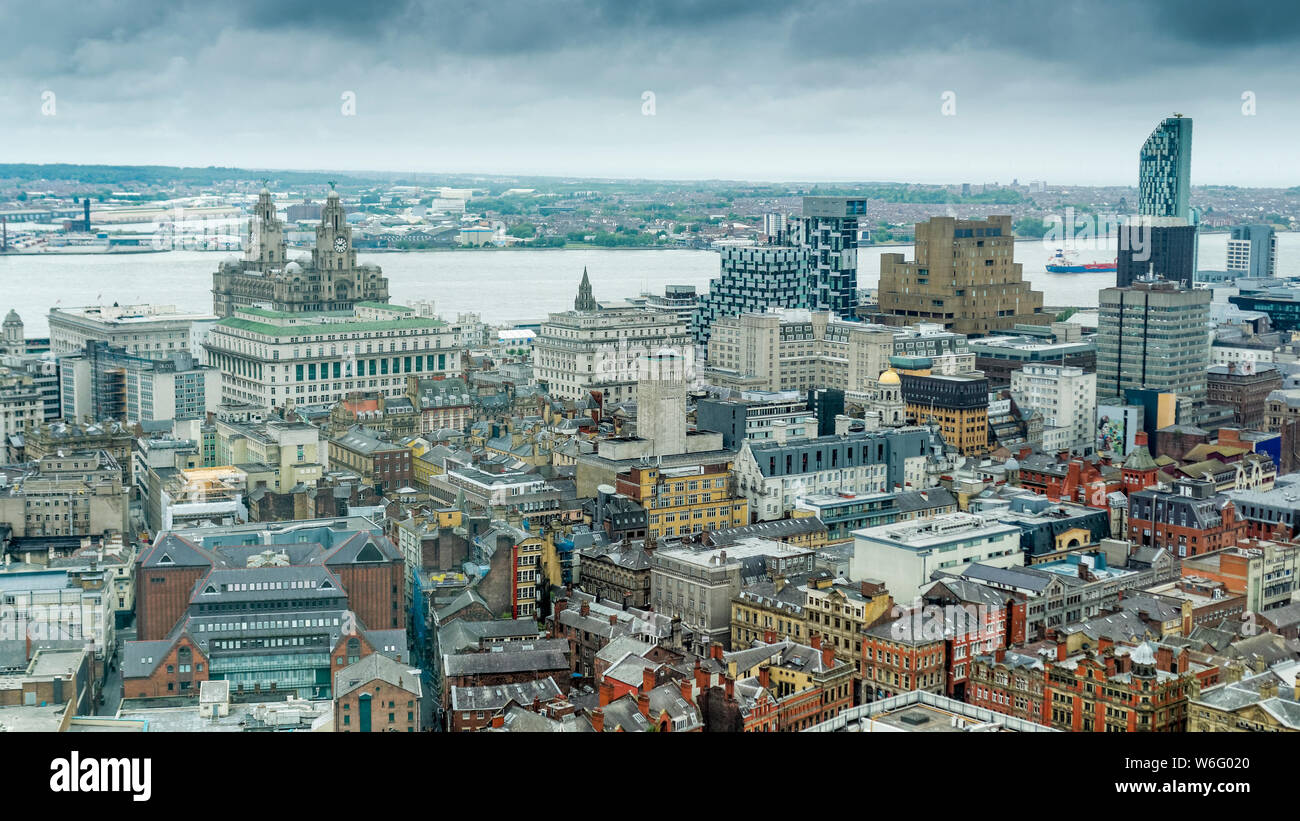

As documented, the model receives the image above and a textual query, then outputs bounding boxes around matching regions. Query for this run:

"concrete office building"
[876,215,1047,336]
[968,324,1095,389]
[651,538,815,648]
[850,513,1024,603]
[634,350,688,457]
[59,342,221,424]
[535,305,691,405]
[704,309,894,403]
[695,393,815,449]
[630,285,700,330]
[734,426,945,521]
[1096,280,1211,410]
[204,302,462,409]
[49,303,219,361]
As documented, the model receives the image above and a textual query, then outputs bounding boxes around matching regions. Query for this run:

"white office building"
[850,513,1024,602]
[1010,363,1097,456]
[534,307,692,404]
[204,302,462,409]
[49,303,219,360]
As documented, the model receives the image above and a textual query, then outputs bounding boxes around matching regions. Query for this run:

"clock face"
[334,236,348,252]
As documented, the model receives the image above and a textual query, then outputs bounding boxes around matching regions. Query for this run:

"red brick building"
[968,639,1216,732]
[1127,477,1245,559]
[335,652,423,732]
[1017,453,1121,508]
[861,616,947,703]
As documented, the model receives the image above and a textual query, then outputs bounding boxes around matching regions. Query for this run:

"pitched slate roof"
[335,652,422,699]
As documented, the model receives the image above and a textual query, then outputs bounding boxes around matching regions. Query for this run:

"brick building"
[1206,362,1282,430]
[721,636,853,731]
[861,617,947,703]
[440,638,572,707]
[1127,478,1246,559]
[969,639,1215,731]
[329,425,413,492]
[334,652,423,732]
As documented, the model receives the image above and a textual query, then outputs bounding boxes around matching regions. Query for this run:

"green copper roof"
[217,315,446,338]
[356,301,413,312]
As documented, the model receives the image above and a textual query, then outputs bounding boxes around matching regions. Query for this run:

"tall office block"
[1115,220,1196,288]
[1097,281,1210,409]
[1227,224,1277,279]
[800,197,865,319]
[876,215,1047,336]
[1139,115,1193,221]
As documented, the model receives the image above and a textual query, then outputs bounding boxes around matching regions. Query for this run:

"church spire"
[575,267,596,312]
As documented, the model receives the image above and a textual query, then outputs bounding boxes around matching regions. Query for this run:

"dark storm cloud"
[8,0,1300,70]
[1,0,1297,183]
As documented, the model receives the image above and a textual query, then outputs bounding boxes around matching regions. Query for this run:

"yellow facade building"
[614,462,747,541]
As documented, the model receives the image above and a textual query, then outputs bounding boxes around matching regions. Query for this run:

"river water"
[1,233,1293,335]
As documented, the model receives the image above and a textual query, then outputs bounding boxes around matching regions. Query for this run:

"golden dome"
[879,369,901,385]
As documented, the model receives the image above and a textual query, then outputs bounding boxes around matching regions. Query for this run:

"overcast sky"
[2,0,1298,186]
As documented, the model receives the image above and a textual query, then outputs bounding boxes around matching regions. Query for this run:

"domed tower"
[875,369,905,427]
[2,310,23,354]
[1129,641,1158,682]
[244,185,287,269]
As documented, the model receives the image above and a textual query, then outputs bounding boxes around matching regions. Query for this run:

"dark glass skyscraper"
[800,196,865,319]
[1115,222,1196,288]
[1138,115,1193,221]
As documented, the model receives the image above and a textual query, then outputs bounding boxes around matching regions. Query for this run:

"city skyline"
[3,1,1299,186]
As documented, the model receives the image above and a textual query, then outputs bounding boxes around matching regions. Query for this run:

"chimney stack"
[591,708,605,732]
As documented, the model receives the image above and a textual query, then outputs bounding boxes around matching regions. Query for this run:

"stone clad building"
[213,187,389,317]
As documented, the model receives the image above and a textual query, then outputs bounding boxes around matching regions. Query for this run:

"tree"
[1014,217,1049,238]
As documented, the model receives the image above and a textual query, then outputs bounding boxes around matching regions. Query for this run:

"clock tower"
[214,180,389,316]
[313,186,356,273]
